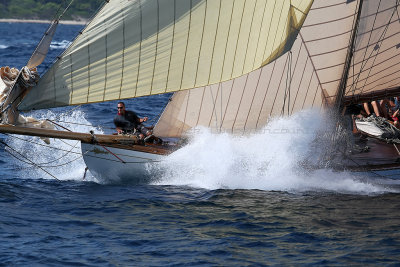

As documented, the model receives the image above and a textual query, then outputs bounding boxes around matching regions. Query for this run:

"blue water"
[1,22,400,266]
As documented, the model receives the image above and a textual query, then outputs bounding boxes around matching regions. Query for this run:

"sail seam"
[291,3,307,15]
[287,40,304,114]
[86,44,91,103]
[262,0,282,62]
[195,86,206,127]
[282,52,293,116]
[243,67,263,131]
[310,2,350,11]
[311,77,321,106]
[217,0,234,90]
[180,88,191,136]
[270,53,290,116]
[291,46,309,112]
[53,62,57,106]
[179,0,193,91]
[251,0,268,69]
[102,21,108,102]
[304,30,352,43]
[298,32,324,97]
[229,0,247,78]
[216,0,236,131]
[69,54,74,103]
[164,0,176,93]
[303,12,356,28]
[193,0,208,88]
[150,0,160,95]
[232,71,250,132]
[255,60,277,128]
[310,46,349,57]
[134,0,143,97]
[208,83,221,129]
[118,3,126,100]
[301,71,315,109]
[232,0,259,132]
[220,80,235,131]
[206,0,222,85]
[240,0,257,74]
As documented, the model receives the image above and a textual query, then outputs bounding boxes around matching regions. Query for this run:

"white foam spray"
[7,109,101,182]
[0,44,8,49]
[50,40,71,50]
[150,109,399,194]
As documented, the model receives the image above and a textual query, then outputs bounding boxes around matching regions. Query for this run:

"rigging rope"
[356,115,400,143]
[282,51,293,116]
[0,140,60,180]
[349,0,399,96]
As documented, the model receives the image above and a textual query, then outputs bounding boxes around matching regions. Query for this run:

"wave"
[150,110,400,194]
[50,40,71,50]
[0,39,70,51]
[6,109,101,182]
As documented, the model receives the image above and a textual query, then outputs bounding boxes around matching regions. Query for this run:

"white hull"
[81,143,162,183]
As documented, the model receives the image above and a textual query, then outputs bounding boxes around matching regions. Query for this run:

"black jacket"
[114,110,140,131]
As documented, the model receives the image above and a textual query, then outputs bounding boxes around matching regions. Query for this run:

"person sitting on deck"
[363,100,382,117]
[388,97,400,128]
[114,101,153,140]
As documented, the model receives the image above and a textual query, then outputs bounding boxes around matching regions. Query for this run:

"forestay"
[19,0,312,111]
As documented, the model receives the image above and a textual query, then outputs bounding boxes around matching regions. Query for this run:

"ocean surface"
[1,22,400,266]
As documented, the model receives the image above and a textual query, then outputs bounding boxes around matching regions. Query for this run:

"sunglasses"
[117,107,124,109]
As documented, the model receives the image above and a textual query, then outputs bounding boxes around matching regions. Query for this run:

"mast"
[334,0,363,111]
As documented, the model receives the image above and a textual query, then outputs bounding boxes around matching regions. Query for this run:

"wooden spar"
[0,124,139,144]
[343,86,400,106]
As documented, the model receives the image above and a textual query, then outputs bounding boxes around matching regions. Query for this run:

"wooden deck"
[336,137,400,171]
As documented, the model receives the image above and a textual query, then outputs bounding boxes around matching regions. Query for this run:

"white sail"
[345,0,400,98]
[26,20,59,69]
[19,0,312,111]
[154,0,360,137]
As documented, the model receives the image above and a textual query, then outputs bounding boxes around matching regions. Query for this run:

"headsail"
[26,20,59,69]
[19,0,312,111]
[154,0,361,137]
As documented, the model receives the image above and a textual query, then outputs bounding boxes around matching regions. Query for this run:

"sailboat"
[1,0,400,182]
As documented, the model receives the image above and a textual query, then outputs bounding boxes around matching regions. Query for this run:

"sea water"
[0,22,400,266]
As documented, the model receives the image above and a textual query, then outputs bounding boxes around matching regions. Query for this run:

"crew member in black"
[114,102,152,139]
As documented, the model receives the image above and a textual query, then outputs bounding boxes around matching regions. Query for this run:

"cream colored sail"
[19,0,312,111]
[154,0,361,137]
[26,20,59,69]
[344,0,400,99]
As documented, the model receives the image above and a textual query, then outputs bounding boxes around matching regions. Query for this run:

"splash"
[150,110,398,194]
[6,109,101,182]
[0,44,8,49]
